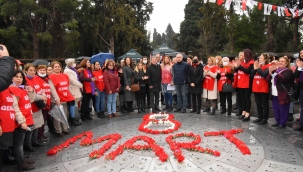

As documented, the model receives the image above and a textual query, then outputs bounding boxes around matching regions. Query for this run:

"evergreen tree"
[178,0,203,54]
[165,23,175,48]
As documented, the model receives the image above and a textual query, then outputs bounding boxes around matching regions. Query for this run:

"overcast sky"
[146,0,188,38]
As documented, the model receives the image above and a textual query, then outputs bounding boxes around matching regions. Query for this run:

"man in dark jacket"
[172,54,189,113]
[0,44,15,92]
[147,56,162,113]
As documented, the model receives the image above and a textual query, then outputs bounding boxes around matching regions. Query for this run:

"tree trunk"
[293,17,299,52]
[267,16,274,52]
[33,15,40,59]
[109,35,114,55]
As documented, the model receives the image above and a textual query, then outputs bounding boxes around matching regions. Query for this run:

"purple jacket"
[266,69,294,105]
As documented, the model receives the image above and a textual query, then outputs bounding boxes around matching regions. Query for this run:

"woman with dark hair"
[77,59,96,121]
[48,61,74,137]
[103,60,120,118]
[251,54,271,124]
[267,56,294,128]
[24,64,46,147]
[187,56,203,114]
[92,61,106,118]
[133,62,148,113]
[123,57,135,112]
[232,49,254,121]
[116,64,127,113]
[9,70,36,170]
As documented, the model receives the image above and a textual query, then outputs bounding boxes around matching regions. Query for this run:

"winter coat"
[103,69,120,95]
[187,63,203,94]
[172,61,189,85]
[0,56,15,92]
[266,69,294,105]
[133,70,147,87]
[123,66,135,101]
[147,64,162,92]
[64,67,83,99]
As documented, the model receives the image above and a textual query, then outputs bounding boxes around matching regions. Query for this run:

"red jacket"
[92,69,105,92]
[103,69,120,94]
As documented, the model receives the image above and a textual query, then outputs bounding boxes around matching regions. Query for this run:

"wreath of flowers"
[106,135,169,162]
[204,128,251,155]
[166,132,220,162]
[138,113,182,134]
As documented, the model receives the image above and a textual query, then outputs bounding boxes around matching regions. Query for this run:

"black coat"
[147,64,161,92]
[133,70,147,87]
[187,63,203,94]
[0,56,15,92]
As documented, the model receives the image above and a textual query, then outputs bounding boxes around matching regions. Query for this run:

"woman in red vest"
[35,65,52,142]
[251,54,271,125]
[24,64,46,147]
[78,59,96,121]
[9,70,36,170]
[216,57,233,116]
[92,61,106,118]
[202,56,218,115]
[232,49,254,121]
[103,60,120,118]
[48,61,74,137]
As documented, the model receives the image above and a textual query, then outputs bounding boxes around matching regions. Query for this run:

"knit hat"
[65,58,75,66]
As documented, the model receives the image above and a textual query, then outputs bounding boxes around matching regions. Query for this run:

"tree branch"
[98,33,110,47]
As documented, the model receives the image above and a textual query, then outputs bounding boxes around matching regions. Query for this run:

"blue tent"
[90,52,114,66]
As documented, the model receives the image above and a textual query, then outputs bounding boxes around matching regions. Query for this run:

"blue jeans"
[95,89,105,113]
[175,84,187,109]
[107,93,117,114]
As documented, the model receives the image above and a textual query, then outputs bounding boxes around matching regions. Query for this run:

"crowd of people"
[1,44,303,171]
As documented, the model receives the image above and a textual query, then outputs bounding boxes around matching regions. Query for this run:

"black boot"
[137,100,142,113]
[81,115,87,121]
[141,100,146,112]
[121,105,126,113]
[98,111,106,118]
[167,105,173,112]
[210,107,215,115]
[288,113,294,122]
[220,109,226,114]
[71,118,82,126]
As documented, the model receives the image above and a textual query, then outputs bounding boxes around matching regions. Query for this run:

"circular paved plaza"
[4,108,302,172]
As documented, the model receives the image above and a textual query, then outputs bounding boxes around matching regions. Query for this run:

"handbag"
[280,82,298,102]
[222,79,235,92]
[131,77,140,92]
[34,100,46,109]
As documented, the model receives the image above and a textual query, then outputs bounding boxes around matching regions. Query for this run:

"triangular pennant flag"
[264,4,272,15]
[234,0,241,10]
[253,0,258,7]
[298,9,303,17]
[285,8,292,17]
[272,5,277,11]
[208,0,216,3]
[277,6,285,17]
[289,8,296,17]
[217,0,224,6]
[224,0,233,10]
[258,2,263,10]
[242,0,247,11]
[247,0,254,9]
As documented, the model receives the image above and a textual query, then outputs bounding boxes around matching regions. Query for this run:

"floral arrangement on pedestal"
[138,113,182,134]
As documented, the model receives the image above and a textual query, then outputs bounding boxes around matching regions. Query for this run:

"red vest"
[36,77,51,109]
[9,86,34,126]
[49,74,75,102]
[203,65,218,91]
[232,72,238,88]
[217,67,231,92]
[0,88,18,132]
[93,69,105,92]
[83,69,92,93]
[252,64,271,93]
[26,76,43,113]
[236,60,254,88]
